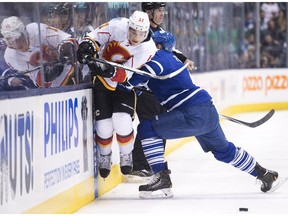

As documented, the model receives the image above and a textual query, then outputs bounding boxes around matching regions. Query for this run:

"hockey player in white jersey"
[40,2,94,83]
[1,16,77,88]
[77,11,157,178]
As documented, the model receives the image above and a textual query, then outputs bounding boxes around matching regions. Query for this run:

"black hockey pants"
[133,91,167,171]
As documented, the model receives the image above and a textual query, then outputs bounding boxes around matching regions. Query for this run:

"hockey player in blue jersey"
[128,2,196,180]
[118,31,281,199]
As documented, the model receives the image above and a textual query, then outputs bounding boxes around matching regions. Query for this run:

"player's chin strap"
[150,18,159,28]
[84,55,189,80]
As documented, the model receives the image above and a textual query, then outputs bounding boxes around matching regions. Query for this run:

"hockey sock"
[229,147,257,176]
[116,130,134,154]
[141,137,165,174]
[96,134,113,155]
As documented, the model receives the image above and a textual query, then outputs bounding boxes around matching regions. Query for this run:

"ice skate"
[139,170,173,199]
[124,169,153,183]
[120,152,133,175]
[99,152,112,178]
[257,169,278,192]
[257,169,287,193]
[254,163,287,193]
[130,169,153,177]
[125,161,170,183]
[164,161,172,174]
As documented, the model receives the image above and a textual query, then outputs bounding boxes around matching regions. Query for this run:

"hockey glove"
[77,37,100,64]
[1,68,37,90]
[10,76,37,90]
[58,39,78,65]
[88,62,126,82]
[88,62,115,78]
[43,61,64,82]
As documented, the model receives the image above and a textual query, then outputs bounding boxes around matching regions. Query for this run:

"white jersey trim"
[166,88,202,111]
[144,60,164,76]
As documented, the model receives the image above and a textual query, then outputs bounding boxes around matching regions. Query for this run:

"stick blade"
[248,109,275,128]
[220,109,275,128]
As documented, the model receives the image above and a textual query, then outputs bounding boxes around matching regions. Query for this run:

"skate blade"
[123,175,151,183]
[139,188,174,199]
[266,177,288,193]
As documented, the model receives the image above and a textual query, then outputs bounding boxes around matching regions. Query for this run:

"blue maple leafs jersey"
[127,49,212,111]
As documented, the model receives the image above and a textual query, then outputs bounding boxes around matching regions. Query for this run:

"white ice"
[75,110,288,216]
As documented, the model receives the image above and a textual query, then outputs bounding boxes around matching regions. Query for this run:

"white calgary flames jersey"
[87,17,157,90]
[4,22,73,87]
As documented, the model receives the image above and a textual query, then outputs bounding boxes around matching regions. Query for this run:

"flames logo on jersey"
[29,45,59,66]
[102,40,132,63]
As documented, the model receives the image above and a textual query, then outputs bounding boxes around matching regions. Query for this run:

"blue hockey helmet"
[152,30,175,52]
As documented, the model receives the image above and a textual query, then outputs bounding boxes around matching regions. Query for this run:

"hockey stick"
[0,59,66,81]
[219,109,275,128]
[84,55,189,80]
[133,86,275,128]
[0,66,41,80]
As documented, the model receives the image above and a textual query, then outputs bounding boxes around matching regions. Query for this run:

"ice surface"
[75,111,288,216]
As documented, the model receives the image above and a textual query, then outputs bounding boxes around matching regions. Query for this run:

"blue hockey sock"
[141,137,165,174]
[229,147,257,176]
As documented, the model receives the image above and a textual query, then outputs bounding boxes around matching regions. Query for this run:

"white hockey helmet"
[129,10,150,32]
[1,16,29,50]
[1,16,26,39]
